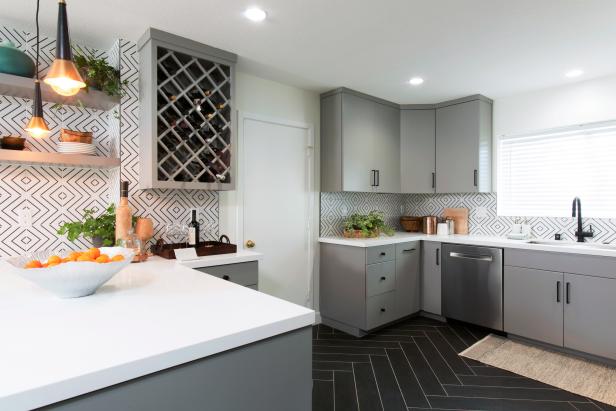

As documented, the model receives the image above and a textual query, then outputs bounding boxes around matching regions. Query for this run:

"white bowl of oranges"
[6,247,134,298]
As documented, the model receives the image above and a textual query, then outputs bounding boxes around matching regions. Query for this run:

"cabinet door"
[372,102,400,193]
[320,93,343,192]
[400,109,436,193]
[564,273,616,360]
[435,100,480,193]
[421,241,441,315]
[504,266,563,346]
[341,93,375,192]
[395,242,421,319]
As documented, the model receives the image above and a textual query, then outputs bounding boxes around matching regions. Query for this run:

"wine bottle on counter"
[188,209,200,246]
[115,181,133,243]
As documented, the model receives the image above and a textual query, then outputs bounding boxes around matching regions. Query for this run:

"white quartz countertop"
[319,232,616,257]
[177,250,262,268]
[0,257,314,411]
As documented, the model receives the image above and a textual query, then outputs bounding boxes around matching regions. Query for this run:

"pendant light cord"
[35,0,40,80]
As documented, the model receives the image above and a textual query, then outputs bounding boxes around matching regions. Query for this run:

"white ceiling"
[3,0,616,103]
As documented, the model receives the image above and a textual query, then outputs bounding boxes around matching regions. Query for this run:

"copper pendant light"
[25,0,50,139]
[43,0,85,96]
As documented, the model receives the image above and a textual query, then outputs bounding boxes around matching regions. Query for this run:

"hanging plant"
[73,53,129,98]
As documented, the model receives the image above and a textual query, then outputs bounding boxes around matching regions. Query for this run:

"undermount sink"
[527,239,616,250]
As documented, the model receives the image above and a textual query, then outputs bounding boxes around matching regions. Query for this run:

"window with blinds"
[497,121,616,218]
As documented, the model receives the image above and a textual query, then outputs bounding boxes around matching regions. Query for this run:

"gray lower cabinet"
[195,261,258,288]
[435,97,492,193]
[564,273,616,360]
[504,248,616,361]
[421,241,441,315]
[504,266,564,346]
[320,241,420,336]
[400,108,436,193]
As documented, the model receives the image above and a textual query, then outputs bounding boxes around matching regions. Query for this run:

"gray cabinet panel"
[195,262,258,287]
[372,101,400,193]
[400,109,436,193]
[366,244,395,264]
[341,93,377,192]
[366,291,396,329]
[366,261,396,297]
[421,241,442,315]
[395,242,421,318]
[320,93,343,192]
[435,99,492,193]
[564,273,616,360]
[504,266,564,346]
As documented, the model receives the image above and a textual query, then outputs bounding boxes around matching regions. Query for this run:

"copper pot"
[422,216,438,234]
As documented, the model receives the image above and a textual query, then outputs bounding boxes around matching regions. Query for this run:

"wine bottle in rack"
[188,209,200,246]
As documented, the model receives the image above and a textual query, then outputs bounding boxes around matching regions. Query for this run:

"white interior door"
[242,115,314,307]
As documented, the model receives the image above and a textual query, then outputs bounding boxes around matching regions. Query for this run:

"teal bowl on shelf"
[0,40,35,78]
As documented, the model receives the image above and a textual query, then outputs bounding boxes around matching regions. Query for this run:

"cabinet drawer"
[366,261,396,297]
[195,262,258,287]
[366,291,396,329]
[366,245,395,264]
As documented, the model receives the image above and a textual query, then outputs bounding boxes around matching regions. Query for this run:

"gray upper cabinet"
[400,109,436,193]
[564,273,616,360]
[504,266,564,347]
[321,88,400,193]
[435,96,492,193]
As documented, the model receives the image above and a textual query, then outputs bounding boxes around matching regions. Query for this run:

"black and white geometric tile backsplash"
[321,191,616,244]
[0,26,218,257]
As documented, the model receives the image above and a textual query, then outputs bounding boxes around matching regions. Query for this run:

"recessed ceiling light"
[565,69,584,78]
[244,7,267,22]
[409,77,424,86]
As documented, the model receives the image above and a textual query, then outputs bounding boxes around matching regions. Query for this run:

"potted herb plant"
[343,211,395,238]
[74,53,128,98]
[57,204,118,247]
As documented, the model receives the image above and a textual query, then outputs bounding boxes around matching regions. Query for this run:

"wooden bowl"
[0,136,25,150]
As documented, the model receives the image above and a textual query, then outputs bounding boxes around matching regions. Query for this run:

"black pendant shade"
[56,0,72,60]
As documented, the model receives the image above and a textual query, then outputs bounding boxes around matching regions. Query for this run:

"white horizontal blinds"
[498,122,616,218]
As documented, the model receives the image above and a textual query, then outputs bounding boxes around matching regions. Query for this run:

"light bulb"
[26,126,50,139]
[46,77,85,97]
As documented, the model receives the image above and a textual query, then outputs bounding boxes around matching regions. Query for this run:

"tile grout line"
[428,392,591,404]
[410,335,451,394]
[398,341,433,409]
[351,362,361,411]
[420,334,464,385]
[369,354,386,411]
[436,326,476,376]
[384,348,411,409]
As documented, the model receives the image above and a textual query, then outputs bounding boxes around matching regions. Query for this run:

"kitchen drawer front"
[366,291,396,329]
[366,261,396,297]
[366,245,395,265]
[195,262,258,287]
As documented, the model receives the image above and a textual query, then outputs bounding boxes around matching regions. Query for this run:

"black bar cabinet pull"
[376,170,380,187]
[432,172,435,188]
[436,248,440,266]
[473,169,478,187]
[380,252,386,256]
[566,282,571,304]
[556,281,561,303]
[370,170,376,187]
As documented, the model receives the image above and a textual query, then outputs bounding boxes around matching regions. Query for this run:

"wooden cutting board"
[443,208,469,234]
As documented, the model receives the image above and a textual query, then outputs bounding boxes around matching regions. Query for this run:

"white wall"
[492,73,616,190]
[219,72,320,311]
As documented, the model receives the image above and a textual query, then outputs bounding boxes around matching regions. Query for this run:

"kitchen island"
[0,257,314,411]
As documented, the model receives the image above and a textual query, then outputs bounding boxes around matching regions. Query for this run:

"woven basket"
[400,216,422,232]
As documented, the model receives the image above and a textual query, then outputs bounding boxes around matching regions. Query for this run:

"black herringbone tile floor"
[312,317,616,411]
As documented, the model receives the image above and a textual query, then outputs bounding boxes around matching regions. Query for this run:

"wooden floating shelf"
[0,149,120,169]
[0,73,120,112]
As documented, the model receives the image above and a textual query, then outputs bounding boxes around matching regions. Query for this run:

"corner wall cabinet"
[320,88,400,193]
[138,28,237,190]
[321,88,493,194]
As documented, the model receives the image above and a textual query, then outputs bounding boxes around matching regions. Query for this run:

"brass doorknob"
[245,240,255,248]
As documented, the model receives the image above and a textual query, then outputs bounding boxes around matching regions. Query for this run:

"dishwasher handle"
[448,252,493,262]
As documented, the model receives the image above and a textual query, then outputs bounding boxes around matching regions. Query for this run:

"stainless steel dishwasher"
[442,244,503,330]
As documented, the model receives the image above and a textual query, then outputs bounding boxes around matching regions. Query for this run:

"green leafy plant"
[343,211,394,237]
[58,204,117,246]
[74,53,128,98]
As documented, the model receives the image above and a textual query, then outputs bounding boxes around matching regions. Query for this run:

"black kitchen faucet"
[572,197,594,242]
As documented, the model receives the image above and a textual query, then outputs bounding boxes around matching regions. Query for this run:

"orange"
[61,257,71,263]
[96,254,110,263]
[48,262,60,267]
[68,251,81,260]
[111,254,125,262]
[77,255,93,262]
[25,260,43,269]
[47,255,62,265]
[87,248,101,259]
[42,263,49,268]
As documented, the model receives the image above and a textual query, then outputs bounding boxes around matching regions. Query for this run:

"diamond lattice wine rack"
[138,29,237,190]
